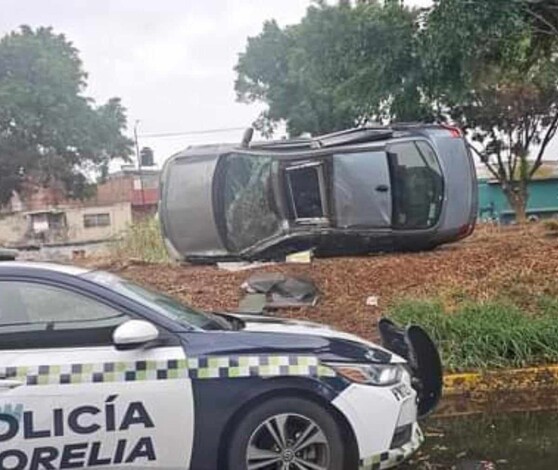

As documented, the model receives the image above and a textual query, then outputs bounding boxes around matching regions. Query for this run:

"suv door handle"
[0,379,24,389]
[375,184,389,192]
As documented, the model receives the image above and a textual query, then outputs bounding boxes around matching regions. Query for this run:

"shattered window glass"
[222,153,281,252]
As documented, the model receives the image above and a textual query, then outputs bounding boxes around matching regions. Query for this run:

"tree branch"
[527,117,539,151]
[491,128,507,181]
[469,143,500,180]
[530,111,558,178]
[508,128,515,180]
[524,5,558,37]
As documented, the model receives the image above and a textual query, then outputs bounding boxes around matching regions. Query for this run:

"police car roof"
[0,261,90,277]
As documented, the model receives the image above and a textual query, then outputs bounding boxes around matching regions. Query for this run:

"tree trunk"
[504,186,528,224]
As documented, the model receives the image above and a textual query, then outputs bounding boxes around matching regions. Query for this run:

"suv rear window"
[389,141,444,229]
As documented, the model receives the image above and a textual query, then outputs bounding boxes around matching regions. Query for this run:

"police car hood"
[225,313,405,364]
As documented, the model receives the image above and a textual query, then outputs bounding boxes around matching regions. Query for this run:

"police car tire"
[227,396,345,470]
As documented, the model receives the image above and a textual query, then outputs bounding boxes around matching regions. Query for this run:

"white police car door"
[0,280,193,469]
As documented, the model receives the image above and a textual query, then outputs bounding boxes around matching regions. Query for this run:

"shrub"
[112,217,170,263]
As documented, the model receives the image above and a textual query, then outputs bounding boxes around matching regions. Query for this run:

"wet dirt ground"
[403,391,558,469]
[97,224,558,343]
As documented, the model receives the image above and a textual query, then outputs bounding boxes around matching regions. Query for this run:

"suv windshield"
[219,153,281,252]
[83,271,226,330]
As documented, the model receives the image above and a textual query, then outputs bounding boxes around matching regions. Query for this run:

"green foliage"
[236,1,558,221]
[422,0,558,221]
[113,218,170,264]
[235,1,427,136]
[0,26,133,205]
[389,299,558,371]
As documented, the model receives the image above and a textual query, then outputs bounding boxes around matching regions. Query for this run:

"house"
[0,166,160,248]
[477,162,558,223]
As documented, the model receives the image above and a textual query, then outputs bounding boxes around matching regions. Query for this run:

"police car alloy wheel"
[227,397,345,470]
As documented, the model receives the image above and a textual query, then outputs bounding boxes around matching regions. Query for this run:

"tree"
[422,0,558,222]
[0,26,133,206]
[235,1,427,137]
[236,0,558,222]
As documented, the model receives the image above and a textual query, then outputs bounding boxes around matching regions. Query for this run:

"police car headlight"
[327,363,403,386]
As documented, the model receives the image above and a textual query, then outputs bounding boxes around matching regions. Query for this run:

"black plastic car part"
[378,317,443,418]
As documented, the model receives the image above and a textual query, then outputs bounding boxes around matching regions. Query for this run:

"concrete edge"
[443,365,558,395]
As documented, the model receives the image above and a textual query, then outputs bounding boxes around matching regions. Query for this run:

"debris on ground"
[238,293,267,314]
[217,261,276,272]
[286,249,313,264]
[240,272,319,309]
[456,461,496,470]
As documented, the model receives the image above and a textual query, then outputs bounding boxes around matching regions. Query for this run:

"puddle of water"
[402,392,558,469]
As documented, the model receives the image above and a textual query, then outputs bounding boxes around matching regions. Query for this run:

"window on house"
[84,213,111,228]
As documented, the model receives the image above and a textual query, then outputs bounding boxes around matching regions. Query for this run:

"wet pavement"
[402,391,558,469]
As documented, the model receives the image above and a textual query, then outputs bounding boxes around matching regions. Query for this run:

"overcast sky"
[0,0,490,169]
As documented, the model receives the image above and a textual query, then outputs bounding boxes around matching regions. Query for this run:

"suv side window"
[0,281,130,349]
[389,141,444,229]
[285,161,329,223]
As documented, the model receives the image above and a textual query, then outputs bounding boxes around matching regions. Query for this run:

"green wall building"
[478,178,558,223]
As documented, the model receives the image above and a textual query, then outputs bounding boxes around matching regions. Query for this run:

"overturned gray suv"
[160,124,477,262]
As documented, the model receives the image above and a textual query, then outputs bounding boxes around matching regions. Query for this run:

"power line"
[139,126,247,139]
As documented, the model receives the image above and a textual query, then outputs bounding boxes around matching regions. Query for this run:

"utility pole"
[134,120,146,208]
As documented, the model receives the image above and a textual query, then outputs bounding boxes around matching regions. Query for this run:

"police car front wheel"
[227,396,346,470]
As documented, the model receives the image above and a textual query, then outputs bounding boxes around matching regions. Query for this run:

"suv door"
[0,280,193,469]
[332,151,392,228]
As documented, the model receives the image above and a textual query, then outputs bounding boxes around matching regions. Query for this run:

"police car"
[0,262,442,470]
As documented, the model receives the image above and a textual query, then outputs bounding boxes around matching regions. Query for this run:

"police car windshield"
[83,271,226,330]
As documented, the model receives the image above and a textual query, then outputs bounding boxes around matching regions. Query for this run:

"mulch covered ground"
[97,225,558,341]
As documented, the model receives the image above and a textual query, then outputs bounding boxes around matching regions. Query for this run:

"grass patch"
[112,217,170,263]
[388,299,558,372]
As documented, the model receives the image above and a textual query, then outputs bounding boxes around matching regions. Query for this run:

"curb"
[443,364,558,395]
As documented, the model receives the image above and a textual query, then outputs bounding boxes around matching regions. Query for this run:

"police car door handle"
[0,379,24,389]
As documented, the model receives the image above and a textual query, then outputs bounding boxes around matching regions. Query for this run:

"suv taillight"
[441,124,463,138]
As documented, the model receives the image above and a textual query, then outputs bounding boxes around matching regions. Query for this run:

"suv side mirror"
[113,320,159,347]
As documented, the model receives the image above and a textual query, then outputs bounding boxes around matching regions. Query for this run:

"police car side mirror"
[113,320,159,348]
